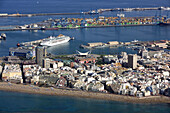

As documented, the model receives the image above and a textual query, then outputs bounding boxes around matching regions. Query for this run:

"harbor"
[0,37,170,102]
[0,6,170,17]
[0,0,170,112]
[97,6,170,13]
[0,15,169,31]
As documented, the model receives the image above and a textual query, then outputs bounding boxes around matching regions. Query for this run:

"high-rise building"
[43,58,50,69]
[43,47,47,57]
[128,54,137,69]
[138,46,148,59]
[36,46,44,67]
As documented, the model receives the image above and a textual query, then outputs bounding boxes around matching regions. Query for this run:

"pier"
[0,15,169,31]
[0,24,157,31]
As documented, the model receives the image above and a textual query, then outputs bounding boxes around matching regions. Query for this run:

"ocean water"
[0,0,170,112]
[0,25,170,57]
[0,91,170,113]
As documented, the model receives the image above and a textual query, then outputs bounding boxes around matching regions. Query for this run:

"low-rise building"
[87,42,103,47]
[107,41,119,45]
[2,64,22,82]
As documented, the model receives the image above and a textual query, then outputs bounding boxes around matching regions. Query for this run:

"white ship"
[40,34,71,46]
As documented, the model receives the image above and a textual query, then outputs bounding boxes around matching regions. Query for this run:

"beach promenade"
[0,82,169,104]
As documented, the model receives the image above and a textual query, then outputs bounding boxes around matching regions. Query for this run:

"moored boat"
[0,33,6,40]
[40,34,71,47]
[157,22,170,26]
[41,27,58,30]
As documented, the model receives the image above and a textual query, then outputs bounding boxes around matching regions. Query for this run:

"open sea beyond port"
[0,91,170,113]
[0,0,170,113]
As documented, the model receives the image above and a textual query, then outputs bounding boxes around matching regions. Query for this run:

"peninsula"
[0,38,170,104]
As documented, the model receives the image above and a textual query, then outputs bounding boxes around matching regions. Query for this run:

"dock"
[0,15,169,31]
[80,41,123,49]
[0,24,158,31]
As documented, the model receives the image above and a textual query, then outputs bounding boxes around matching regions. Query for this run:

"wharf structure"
[97,6,170,13]
[80,41,121,49]
[0,6,169,17]
[0,15,169,31]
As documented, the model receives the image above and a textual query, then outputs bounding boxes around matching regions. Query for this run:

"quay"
[0,24,157,31]
[80,41,126,49]
[0,15,169,31]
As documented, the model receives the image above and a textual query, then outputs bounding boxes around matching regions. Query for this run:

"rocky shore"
[0,82,169,104]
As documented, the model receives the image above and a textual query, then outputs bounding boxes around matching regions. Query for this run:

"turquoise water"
[0,91,169,113]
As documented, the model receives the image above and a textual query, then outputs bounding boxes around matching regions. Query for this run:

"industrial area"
[0,15,169,31]
[0,6,170,31]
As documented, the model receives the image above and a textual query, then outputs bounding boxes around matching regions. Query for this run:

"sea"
[0,0,170,112]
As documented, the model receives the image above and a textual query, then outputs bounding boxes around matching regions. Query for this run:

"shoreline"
[0,82,169,104]
[0,24,158,31]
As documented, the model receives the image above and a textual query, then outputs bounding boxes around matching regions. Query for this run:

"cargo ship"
[40,34,70,46]
[0,33,6,40]
[157,22,170,26]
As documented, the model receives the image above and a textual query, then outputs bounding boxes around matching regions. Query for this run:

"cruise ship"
[40,34,70,46]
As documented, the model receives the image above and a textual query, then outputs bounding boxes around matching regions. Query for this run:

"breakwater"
[0,6,169,18]
[0,12,87,17]
[97,6,170,13]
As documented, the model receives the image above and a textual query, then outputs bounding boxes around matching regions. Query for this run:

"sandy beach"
[0,82,169,104]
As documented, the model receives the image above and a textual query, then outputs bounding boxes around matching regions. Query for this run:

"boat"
[40,34,71,46]
[157,22,170,26]
[131,40,139,43]
[0,33,6,40]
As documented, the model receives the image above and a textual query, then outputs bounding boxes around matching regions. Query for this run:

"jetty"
[80,41,123,49]
[97,6,170,13]
[0,12,88,17]
[0,6,169,18]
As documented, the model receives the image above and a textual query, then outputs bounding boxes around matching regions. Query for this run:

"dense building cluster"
[0,40,169,97]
